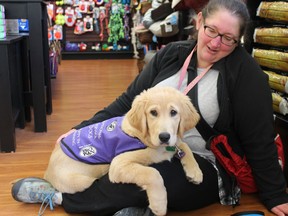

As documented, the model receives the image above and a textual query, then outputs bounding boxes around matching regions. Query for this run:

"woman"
[12,0,288,215]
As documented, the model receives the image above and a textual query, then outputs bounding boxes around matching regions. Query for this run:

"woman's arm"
[231,49,288,210]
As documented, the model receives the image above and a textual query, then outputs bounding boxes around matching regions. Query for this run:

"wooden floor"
[0,59,274,216]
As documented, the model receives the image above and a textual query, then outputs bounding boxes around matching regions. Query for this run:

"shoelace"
[34,192,55,216]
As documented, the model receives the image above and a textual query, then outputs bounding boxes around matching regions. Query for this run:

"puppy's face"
[145,100,181,147]
[124,87,200,149]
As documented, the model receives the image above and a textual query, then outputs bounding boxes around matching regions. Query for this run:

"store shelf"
[62,50,134,60]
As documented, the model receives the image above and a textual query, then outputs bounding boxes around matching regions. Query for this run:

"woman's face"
[196,9,241,68]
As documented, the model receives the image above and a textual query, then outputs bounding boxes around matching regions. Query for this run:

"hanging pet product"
[99,6,106,41]
[79,0,88,13]
[56,0,64,6]
[65,7,76,27]
[87,0,95,14]
[254,27,288,47]
[257,1,288,23]
[84,15,93,32]
[96,0,104,6]
[55,7,65,25]
[104,0,112,35]
[93,7,100,34]
[74,7,83,19]
[123,4,131,41]
[53,25,63,40]
[252,48,288,72]
[264,70,288,94]
[74,19,85,34]
[73,0,80,6]
[107,3,125,49]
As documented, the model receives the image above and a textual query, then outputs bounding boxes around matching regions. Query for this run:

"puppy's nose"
[159,132,170,143]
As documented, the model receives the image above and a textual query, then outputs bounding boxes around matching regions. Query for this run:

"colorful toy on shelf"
[104,0,112,35]
[64,0,73,5]
[108,3,125,47]
[55,7,65,25]
[74,19,85,34]
[79,42,87,51]
[73,0,80,7]
[48,27,53,41]
[91,43,101,51]
[65,41,79,51]
[102,43,113,51]
[99,6,106,41]
[65,7,76,27]
[56,0,64,6]
[47,3,55,23]
[53,25,63,40]
[79,0,88,13]
[95,0,104,6]
[87,0,95,14]
[74,7,83,19]
[121,0,130,5]
[123,4,130,41]
[93,7,100,34]
[84,15,93,32]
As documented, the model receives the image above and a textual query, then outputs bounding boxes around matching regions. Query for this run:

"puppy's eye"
[150,110,158,117]
[170,109,177,117]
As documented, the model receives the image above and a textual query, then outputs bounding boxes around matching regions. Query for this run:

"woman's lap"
[62,154,219,215]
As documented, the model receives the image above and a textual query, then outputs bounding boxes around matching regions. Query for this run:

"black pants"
[62,154,219,215]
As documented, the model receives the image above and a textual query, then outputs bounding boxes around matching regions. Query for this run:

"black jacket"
[74,40,288,210]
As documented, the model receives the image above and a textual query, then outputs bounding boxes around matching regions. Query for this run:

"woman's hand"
[272,203,288,216]
[56,129,76,144]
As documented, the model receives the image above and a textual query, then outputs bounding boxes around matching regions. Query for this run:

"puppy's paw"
[149,203,167,216]
[185,166,203,184]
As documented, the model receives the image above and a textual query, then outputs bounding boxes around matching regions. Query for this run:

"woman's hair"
[201,0,250,38]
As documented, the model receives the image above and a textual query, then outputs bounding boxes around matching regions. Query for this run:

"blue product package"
[18,19,29,32]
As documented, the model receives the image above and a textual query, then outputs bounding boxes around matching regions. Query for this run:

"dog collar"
[166,145,185,159]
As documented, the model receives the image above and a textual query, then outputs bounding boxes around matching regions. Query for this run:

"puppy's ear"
[178,97,200,137]
[125,93,148,137]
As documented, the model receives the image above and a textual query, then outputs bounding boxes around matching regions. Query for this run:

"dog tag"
[174,145,185,159]
[175,149,185,159]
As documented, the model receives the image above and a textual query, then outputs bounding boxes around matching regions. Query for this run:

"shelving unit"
[0,0,52,132]
[48,0,134,59]
[0,35,26,152]
[245,0,288,182]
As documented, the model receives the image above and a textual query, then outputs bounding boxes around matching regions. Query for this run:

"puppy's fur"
[44,86,203,216]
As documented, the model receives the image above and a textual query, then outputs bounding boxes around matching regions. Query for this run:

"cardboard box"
[6,19,19,34]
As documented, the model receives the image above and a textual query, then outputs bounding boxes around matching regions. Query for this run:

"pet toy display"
[49,0,132,52]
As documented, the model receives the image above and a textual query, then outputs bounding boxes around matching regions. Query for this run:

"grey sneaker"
[11,177,56,216]
[113,207,155,216]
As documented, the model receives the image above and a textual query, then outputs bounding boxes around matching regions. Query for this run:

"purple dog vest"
[61,116,146,164]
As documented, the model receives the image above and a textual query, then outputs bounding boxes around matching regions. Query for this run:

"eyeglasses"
[203,25,238,46]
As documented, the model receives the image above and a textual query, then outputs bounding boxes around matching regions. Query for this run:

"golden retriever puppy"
[44,86,203,216]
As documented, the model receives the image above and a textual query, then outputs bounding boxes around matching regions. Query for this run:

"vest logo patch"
[80,145,97,158]
[106,120,117,132]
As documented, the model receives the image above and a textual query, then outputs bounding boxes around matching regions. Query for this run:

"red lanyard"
[177,45,213,95]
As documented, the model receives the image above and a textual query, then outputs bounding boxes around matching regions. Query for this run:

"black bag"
[151,2,174,22]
